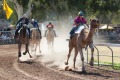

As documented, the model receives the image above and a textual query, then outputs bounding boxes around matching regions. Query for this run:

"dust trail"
[38,33,87,70]
[19,22,88,70]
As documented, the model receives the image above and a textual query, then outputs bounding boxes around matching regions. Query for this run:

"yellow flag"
[3,0,13,19]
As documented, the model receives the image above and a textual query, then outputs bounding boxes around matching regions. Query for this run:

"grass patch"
[113,63,120,70]
[93,60,120,70]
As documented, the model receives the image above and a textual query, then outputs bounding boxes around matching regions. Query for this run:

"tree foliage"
[17,0,29,8]
[5,0,120,24]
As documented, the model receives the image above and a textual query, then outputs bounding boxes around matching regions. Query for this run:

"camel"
[17,24,32,62]
[30,28,41,53]
[46,27,55,48]
[65,19,100,72]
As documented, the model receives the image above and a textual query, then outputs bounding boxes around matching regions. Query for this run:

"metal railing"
[86,43,120,68]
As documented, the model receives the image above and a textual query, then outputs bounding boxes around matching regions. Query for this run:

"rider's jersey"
[31,20,39,28]
[74,16,86,25]
[46,24,54,28]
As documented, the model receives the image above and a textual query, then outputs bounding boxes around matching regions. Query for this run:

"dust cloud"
[19,19,88,70]
[39,33,82,70]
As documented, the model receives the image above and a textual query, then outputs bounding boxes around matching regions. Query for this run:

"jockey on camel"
[44,22,57,37]
[69,11,88,39]
[14,14,31,39]
[31,18,42,39]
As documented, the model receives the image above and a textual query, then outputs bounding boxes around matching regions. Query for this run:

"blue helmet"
[78,11,84,16]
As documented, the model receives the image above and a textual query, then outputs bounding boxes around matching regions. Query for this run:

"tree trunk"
[26,0,32,18]
[10,0,32,20]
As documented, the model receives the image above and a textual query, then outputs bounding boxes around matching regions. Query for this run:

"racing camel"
[65,19,100,72]
[46,27,55,48]
[17,24,32,62]
[30,28,42,53]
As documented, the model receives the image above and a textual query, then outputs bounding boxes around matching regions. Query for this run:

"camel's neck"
[84,26,96,42]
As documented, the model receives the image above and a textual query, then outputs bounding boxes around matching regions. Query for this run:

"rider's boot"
[38,29,42,39]
[70,33,77,39]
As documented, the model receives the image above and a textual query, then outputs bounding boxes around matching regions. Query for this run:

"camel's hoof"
[65,62,68,65]
[89,61,94,66]
[68,68,73,71]
[65,66,69,71]
[18,54,21,57]
[23,52,26,55]
[18,52,21,57]
[81,70,86,74]
[30,56,32,58]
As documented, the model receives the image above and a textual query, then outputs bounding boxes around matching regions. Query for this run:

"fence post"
[107,46,114,68]
[94,45,99,66]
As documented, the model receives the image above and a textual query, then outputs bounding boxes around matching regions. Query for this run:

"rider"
[44,22,57,37]
[31,18,42,39]
[14,14,31,39]
[69,11,87,39]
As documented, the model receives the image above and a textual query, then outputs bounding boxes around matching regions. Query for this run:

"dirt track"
[0,42,120,80]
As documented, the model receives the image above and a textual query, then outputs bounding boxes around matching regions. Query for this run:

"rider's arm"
[35,21,39,27]
[16,18,23,25]
[25,18,29,25]
[46,25,48,28]
[73,16,80,26]
[51,24,54,28]
[82,17,87,24]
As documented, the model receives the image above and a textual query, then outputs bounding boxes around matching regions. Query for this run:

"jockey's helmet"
[78,11,84,16]
[49,22,52,24]
[23,14,27,18]
[32,19,35,22]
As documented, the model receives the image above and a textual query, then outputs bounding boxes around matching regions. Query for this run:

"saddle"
[75,24,88,34]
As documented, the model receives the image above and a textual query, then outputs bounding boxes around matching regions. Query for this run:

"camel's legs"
[73,46,78,69]
[78,47,85,72]
[89,44,94,66]
[47,41,50,49]
[26,43,32,58]
[35,44,37,54]
[39,44,41,53]
[39,41,41,53]
[52,39,54,48]
[23,43,32,58]
[18,43,21,57]
[23,44,28,55]
[65,46,74,65]
[18,43,21,62]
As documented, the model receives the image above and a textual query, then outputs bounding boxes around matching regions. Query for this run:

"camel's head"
[90,19,100,28]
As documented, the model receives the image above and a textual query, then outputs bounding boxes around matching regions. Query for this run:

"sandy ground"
[0,36,120,80]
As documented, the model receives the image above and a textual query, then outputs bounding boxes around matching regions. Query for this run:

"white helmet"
[32,18,34,22]
[23,14,27,18]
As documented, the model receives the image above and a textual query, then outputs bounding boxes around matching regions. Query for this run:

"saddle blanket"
[75,24,88,34]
